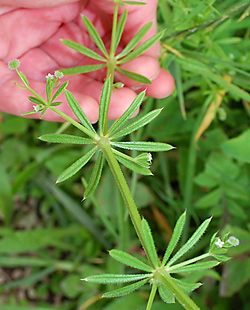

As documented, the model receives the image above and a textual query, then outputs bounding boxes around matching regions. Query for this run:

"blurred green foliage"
[1,0,250,309]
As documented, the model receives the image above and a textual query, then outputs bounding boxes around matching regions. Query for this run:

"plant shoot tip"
[8,59,20,70]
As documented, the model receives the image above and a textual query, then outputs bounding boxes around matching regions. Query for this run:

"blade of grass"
[42,179,110,248]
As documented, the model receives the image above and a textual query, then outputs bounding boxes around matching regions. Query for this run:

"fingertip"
[116,56,160,88]
[61,91,99,124]
[108,87,138,120]
[146,68,175,98]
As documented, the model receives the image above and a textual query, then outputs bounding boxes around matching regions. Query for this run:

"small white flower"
[46,73,54,80]
[54,70,64,79]
[227,236,240,247]
[215,238,224,248]
[147,153,152,164]
[8,59,20,70]
[33,105,40,112]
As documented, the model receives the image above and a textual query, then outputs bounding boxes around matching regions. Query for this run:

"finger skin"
[0,62,99,123]
[0,0,81,8]
[0,0,174,123]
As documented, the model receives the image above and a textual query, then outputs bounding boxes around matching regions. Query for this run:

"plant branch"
[154,268,200,310]
[146,281,158,310]
[98,137,156,268]
[49,106,97,140]
[167,253,210,272]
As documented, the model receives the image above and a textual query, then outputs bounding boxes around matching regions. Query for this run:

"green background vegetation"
[1,0,250,309]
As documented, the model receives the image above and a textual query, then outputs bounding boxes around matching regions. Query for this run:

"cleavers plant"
[8,1,239,309]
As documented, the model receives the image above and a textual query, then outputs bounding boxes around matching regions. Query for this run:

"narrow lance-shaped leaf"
[22,110,41,116]
[51,101,62,107]
[167,217,212,267]
[162,212,186,266]
[61,64,106,75]
[111,109,163,139]
[84,152,104,199]
[113,148,152,176]
[64,90,96,134]
[116,22,153,60]
[170,261,220,274]
[82,15,108,58]
[46,79,53,102]
[173,278,202,292]
[51,81,69,102]
[114,9,128,51]
[28,96,44,105]
[13,82,26,89]
[61,39,107,62]
[57,147,97,183]
[39,134,93,145]
[84,273,151,284]
[16,70,29,87]
[40,107,48,119]
[123,1,147,4]
[109,249,153,272]
[118,30,164,64]
[212,255,231,262]
[99,78,111,135]
[141,218,159,268]
[102,278,149,298]
[108,90,145,136]
[116,66,152,84]
[111,141,174,152]
[158,285,175,304]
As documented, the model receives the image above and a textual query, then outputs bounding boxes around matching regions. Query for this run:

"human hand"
[0,0,175,122]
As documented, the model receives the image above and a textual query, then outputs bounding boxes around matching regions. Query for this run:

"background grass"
[1,0,250,309]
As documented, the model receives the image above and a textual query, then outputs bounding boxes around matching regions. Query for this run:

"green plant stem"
[110,3,119,57]
[146,281,158,310]
[49,106,97,140]
[98,137,157,267]
[106,3,118,84]
[154,268,200,310]
[167,253,210,272]
[16,69,47,106]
